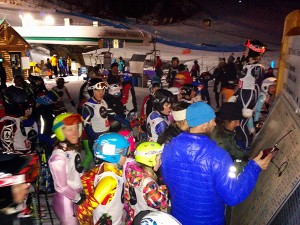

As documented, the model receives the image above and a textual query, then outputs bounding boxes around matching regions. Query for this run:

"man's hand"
[253,151,273,170]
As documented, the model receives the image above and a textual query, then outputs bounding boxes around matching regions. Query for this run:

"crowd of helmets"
[0,39,278,225]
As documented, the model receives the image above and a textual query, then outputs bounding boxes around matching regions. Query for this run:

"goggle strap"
[52,121,63,132]
[0,174,25,187]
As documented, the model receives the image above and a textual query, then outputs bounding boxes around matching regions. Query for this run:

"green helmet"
[52,113,83,141]
[135,142,163,167]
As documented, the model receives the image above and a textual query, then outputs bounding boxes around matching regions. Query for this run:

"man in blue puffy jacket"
[161,102,272,225]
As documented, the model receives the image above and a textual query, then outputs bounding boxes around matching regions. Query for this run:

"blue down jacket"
[161,132,262,225]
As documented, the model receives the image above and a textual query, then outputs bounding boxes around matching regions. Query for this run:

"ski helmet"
[180,84,195,97]
[93,133,130,164]
[171,57,179,63]
[108,84,121,97]
[178,63,186,72]
[244,39,266,58]
[0,153,40,187]
[153,89,174,112]
[261,77,277,93]
[36,90,60,106]
[2,86,29,117]
[192,81,204,94]
[149,79,162,94]
[118,129,135,153]
[100,69,109,76]
[141,211,182,225]
[52,113,83,141]
[56,77,65,85]
[87,78,108,96]
[168,87,180,96]
[168,87,180,102]
[135,142,163,167]
[122,71,132,82]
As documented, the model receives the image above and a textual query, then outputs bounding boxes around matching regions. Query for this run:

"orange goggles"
[62,114,83,126]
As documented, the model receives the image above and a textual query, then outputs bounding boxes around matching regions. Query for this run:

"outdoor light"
[45,15,55,26]
[22,13,34,26]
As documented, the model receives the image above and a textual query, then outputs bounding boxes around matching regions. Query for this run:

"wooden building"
[0,19,31,81]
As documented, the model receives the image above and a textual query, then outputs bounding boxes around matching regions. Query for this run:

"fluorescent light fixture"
[45,15,55,26]
[22,13,34,26]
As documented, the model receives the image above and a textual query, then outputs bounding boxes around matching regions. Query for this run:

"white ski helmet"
[261,77,276,93]
[141,212,182,225]
[168,87,180,96]
[108,84,121,97]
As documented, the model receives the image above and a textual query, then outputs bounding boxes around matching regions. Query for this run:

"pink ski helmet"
[118,129,135,153]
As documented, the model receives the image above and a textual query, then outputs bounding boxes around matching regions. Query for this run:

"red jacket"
[154,58,163,69]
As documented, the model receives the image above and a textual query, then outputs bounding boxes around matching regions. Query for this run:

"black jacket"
[157,123,182,145]
[104,94,125,117]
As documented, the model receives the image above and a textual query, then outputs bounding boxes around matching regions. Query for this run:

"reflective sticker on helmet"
[102,143,116,155]
[135,148,163,156]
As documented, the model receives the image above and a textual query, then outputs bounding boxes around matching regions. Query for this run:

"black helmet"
[244,39,266,58]
[0,153,39,187]
[153,89,173,112]
[87,78,107,96]
[181,84,195,97]
[178,63,186,72]
[3,86,29,117]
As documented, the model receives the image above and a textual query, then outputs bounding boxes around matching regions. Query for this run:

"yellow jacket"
[50,56,58,66]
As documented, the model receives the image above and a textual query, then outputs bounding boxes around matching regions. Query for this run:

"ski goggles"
[62,114,83,125]
[52,114,83,132]
[95,143,129,157]
[244,39,266,53]
[88,82,108,90]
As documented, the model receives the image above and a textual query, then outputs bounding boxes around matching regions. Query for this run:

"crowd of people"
[45,54,73,79]
[0,40,277,225]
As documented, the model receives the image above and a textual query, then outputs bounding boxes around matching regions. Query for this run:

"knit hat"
[186,102,215,127]
[217,102,243,120]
